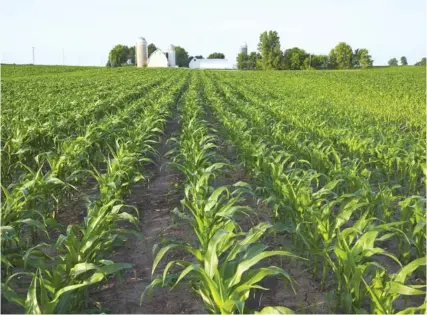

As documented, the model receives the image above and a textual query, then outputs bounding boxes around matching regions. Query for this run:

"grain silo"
[239,42,248,56]
[168,44,176,67]
[136,37,148,67]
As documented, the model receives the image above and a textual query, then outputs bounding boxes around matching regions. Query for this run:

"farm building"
[136,37,176,68]
[147,45,176,68]
[189,58,231,69]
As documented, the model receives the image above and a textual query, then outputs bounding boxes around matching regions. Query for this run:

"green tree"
[283,47,308,70]
[388,58,398,66]
[237,52,261,70]
[148,43,157,57]
[251,52,262,70]
[310,54,330,69]
[353,48,373,69]
[414,57,426,66]
[352,49,361,67]
[128,46,135,65]
[108,45,130,67]
[400,56,408,66]
[207,52,225,59]
[236,52,248,70]
[329,42,353,69]
[175,46,190,67]
[257,30,283,70]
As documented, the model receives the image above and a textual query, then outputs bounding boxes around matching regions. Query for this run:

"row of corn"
[1,72,189,313]
[200,70,426,314]
[142,72,301,314]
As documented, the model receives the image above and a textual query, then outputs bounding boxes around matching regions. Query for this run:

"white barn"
[147,45,176,68]
[189,58,230,69]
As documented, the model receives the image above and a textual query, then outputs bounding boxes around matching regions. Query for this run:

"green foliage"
[283,47,308,70]
[207,52,225,59]
[400,56,408,66]
[108,44,130,67]
[237,52,261,70]
[143,74,299,314]
[1,66,192,313]
[329,42,353,69]
[388,58,399,66]
[414,57,426,66]
[257,30,283,70]
[353,48,373,69]
[2,65,426,314]
[310,54,330,69]
[175,46,190,67]
[199,67,426,314]
[148,43,156,57]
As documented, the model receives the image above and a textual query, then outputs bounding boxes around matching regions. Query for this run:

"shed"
[189,58,230,69]
[147,49,169,67]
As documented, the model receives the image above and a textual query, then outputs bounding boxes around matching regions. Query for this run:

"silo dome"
[239,42,248,56]
[136,37,148,67]
[168,44,175,51]
[137,37,147,44]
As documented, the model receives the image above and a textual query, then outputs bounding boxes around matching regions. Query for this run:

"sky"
[0,0,425,67]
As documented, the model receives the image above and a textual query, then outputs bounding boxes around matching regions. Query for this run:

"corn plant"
[363,256,426,314]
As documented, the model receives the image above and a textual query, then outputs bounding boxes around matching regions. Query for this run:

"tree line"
[107,43,225,67]
[388,56,426,67]
[237,30,426,70]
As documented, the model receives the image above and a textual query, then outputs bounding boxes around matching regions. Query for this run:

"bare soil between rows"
[90,100,328,314]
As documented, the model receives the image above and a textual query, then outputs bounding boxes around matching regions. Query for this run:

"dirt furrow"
[92,113,205,314]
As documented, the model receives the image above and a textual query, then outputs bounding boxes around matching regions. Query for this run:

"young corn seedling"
[363,256,426,314]
[144,223,302,314]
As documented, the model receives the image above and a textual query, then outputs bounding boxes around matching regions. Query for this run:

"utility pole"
[309,54,312,70]
[32,47,35,65]
[62,48,65,65]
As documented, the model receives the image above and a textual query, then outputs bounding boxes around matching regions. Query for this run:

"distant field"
[1,64,426,314]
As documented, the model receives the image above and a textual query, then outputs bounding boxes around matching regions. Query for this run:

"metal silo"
[168,44,176,67]
[136,37,148,67]
[239,42,248,56]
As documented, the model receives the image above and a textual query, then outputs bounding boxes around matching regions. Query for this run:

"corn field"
[1,64,426,314]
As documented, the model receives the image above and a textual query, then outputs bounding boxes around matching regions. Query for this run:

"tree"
[237,52,261,70]
[388,58,398,66]
[282,47,308,70]
[248,52,262,70]
[257,30,283,70]
[175,46,190,67]
[400,56,408,66]
[353,48,373,69]
[414,57,426,66]
[148,43,157,57]
[329,42,353,69]
[128,46,135,65]
[310,54,330,69]
[236,52,248,70]
[207,52,225,59]
[108,44,130,67]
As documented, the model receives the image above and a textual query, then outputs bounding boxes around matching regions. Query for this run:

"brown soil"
[90,115,206,314]
[213,138,328,314]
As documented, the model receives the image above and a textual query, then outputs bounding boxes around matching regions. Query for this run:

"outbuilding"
[147,45,176,68]
[189,58,230,69]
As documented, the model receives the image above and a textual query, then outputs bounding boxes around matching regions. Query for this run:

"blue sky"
[1,0,425,66]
